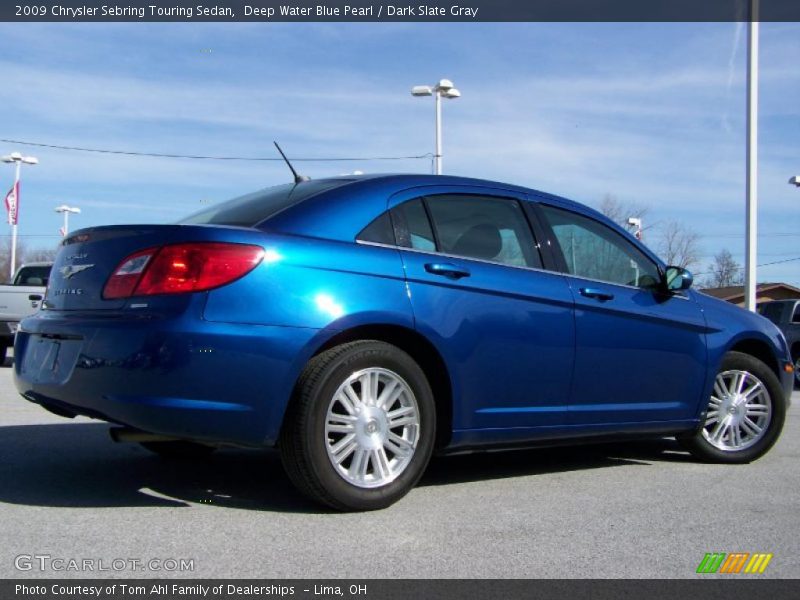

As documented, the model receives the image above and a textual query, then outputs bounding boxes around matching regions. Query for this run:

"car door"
[536,201,708,426]
[384,186,576,447]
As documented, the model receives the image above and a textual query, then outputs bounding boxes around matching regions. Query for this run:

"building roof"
[700,282,800,301]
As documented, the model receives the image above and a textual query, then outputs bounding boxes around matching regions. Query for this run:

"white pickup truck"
[0,262,52,363]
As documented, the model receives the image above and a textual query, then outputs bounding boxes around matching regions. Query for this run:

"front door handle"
[424,263,471,279]
[579,287,614,301]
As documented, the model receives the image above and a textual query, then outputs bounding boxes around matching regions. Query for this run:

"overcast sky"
[0,22,798,285]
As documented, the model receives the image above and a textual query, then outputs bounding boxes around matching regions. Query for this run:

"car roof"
[266,173,614,240]
[300,173,587,210]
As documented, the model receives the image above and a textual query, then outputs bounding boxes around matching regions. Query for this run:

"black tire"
[678,351,786,463]
[793,351,800,390]
[139,441,216,459]
[279,340,436,511]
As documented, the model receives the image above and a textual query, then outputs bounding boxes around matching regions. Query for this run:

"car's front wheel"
[679,351,786,463]
[279,340,435,511]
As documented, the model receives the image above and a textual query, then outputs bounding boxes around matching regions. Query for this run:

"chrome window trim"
[356,240,689,299]
[355,239,559,277]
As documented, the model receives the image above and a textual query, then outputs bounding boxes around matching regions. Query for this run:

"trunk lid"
[45,224,259,311]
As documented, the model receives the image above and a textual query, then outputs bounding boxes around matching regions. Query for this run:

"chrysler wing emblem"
[60,264,95,280]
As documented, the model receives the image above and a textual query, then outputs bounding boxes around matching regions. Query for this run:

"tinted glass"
[759,302,783,324]
[392,199,436,251]
[14,265,52,286]
[357,212,395,245]
[793,304,800,323]
[425,194,541,268]
[541,205,661,289]
[179,179,351,227]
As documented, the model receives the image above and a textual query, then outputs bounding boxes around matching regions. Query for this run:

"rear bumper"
[13,308,320,446]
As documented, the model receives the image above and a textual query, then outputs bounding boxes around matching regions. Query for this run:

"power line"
[0,138,433,162]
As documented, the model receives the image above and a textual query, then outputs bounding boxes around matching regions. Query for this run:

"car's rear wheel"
[139,441,216,459]
[279,340,435,511]
[793,351,800,389]
[678,351,785,463]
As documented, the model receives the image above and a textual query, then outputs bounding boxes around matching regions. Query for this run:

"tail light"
[103,242,265,300]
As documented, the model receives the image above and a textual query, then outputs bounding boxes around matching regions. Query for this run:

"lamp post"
[2,151,39,280]
[744,0,759,312]
[411,79,461,175]
[55,205,81,237]
[626,217,643,241]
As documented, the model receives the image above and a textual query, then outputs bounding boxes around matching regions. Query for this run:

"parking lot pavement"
[1,358,798,579]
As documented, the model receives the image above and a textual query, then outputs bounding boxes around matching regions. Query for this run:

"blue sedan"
[14,174,794,510]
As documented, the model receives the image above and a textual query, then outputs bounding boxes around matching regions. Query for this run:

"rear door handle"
[424,263,471,279]
[579,287,614,301]
[29,294,43,301]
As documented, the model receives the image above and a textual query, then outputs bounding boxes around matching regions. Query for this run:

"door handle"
[579,287,614,301]
[424,263,471,279]
[29,294,43,301]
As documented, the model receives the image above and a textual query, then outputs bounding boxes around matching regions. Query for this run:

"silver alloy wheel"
[324,367,420,489]
[702,369,772,451]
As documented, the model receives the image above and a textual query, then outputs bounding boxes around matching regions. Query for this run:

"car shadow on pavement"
[421,438,693,487]
[0,422,322,513]
[0,422,693,513]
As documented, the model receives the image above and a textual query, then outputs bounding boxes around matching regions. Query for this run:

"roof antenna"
[273,141,310,184]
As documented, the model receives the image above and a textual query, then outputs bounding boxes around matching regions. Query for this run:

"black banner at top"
[3,0,800,22]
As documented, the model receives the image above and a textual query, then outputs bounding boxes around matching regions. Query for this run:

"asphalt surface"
[1,355,798,579]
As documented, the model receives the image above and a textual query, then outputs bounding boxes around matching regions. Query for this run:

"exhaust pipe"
[109,427,179,443]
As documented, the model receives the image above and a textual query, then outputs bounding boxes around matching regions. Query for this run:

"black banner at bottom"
[3,579,800,600]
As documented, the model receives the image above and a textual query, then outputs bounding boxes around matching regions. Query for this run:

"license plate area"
[21,335,83,385]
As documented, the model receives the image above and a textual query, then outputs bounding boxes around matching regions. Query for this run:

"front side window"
[392,194,542,268]
[540,204,661,289]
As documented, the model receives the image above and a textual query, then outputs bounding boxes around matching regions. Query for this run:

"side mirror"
[664,266,693,292]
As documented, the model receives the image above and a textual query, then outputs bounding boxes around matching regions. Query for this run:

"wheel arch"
[729,337,780,378]
[309,324,454,450]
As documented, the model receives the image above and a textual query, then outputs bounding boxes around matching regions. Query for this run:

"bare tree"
[24,245,59,263]
[596,194,649,229]
[703,249,743,288]
[0,238,59,282]
[658,221,701,270]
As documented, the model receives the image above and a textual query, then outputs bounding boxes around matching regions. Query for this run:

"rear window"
[179,179,351,227]
[758,302,783,324]
[13,265,52,286]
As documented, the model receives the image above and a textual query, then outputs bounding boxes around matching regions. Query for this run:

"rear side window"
[357,212,395,245]
[793,304,800,323]
[392,199,436,251]
[424,194,541,268]
[179,179,350,227]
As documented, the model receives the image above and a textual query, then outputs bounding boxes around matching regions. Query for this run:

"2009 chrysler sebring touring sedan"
[14,174,794,510]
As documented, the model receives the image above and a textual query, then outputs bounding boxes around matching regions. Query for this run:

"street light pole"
[11,160,20,280]
[744,0,759,312]
[55,205,81,237]
[435,90,443,174]
[411,79,461,175]
[2,151,39,280]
